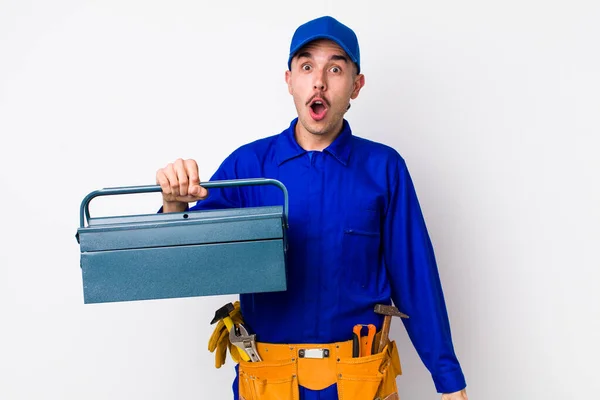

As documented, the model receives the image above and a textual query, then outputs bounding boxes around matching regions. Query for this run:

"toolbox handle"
[79,178,289,229]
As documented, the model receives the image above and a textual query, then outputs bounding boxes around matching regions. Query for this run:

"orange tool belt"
[237,331,402,400]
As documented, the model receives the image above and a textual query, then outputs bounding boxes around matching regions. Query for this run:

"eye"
[330,66,341,73]
[302,64,311,71]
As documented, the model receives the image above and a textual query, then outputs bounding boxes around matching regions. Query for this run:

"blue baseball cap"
[288,16,360,73]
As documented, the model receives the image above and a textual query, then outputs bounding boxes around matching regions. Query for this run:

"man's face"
[285,39,365,142]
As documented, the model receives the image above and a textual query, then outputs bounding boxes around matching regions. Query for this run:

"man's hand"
[156,158,208,212]
[441,389,468,400]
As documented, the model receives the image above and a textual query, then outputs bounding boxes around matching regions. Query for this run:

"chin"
[298,118,322,135]
[308,125,330,136]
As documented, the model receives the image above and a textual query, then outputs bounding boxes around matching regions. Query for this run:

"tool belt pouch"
[237,340,401,400]
[336,340,402,400]
[238,358,300,400]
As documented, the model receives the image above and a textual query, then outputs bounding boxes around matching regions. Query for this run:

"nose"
[313,69,327,91]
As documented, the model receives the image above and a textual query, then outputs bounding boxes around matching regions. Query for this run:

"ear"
[350,73,365,99]
[285,69,293,95]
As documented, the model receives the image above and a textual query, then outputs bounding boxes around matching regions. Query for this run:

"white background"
[1,0,599,399]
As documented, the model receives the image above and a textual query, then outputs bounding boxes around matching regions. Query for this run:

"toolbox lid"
[78,206,285,252]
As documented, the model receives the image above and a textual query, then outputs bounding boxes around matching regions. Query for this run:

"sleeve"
[188,152,242,211]
[382,157,467,394]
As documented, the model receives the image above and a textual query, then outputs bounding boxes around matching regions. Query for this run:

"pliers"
[352,324,376,357]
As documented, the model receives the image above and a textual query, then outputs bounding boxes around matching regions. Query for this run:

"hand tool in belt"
[210,302,251,362]
[374,304,409,353]
[363,324,376,356]
[229,323,262,362]
[210,302,236,331]
[351,324,377,357]
[352,325,361,357]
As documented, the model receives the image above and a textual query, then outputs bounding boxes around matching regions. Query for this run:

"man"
[156,16,468,400]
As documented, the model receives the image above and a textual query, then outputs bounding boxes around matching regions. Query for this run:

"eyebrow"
[330,54,349,63]
[296,51,349,64]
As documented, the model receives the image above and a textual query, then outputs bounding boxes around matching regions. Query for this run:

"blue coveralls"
[192,118,466,399]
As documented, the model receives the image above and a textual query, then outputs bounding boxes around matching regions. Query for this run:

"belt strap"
[255,331,383,360]
[251,331,383,391]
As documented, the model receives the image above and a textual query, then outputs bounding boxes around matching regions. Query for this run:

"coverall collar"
[276,117,353,166]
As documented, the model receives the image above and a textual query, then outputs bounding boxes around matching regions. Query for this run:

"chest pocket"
[341,207,381,290]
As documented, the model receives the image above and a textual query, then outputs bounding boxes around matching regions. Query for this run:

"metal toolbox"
[76,178,289,304]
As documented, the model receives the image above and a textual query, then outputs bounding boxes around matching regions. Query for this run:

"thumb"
[190,184,208,198]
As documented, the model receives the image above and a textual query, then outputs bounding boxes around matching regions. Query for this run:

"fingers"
[156,158,207,202]
[184,159,208,199]
[156,166,174,197]
[174,159,189,197]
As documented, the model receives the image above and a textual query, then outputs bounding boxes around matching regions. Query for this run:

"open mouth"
[309,98,328,121]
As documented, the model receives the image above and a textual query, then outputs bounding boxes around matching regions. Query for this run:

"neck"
[294,119,344,151]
